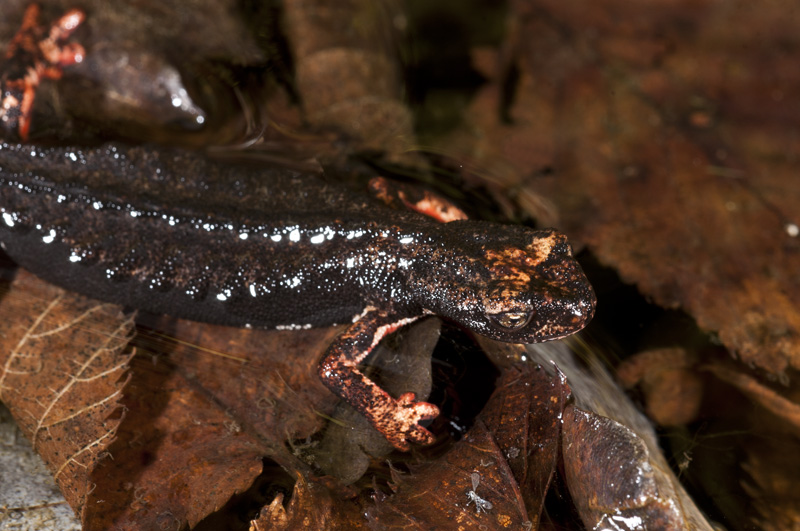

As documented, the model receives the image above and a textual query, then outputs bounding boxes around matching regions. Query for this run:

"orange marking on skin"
[526,233,559,262]
[400,192,468,223]
[367,176,468,223]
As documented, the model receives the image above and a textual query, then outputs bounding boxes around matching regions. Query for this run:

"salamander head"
[425,225,596,343]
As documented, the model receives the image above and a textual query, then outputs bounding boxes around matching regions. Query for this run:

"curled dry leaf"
[0,270,135,519]
[478,358,569,527]
[367,421,530,530]
[526,340,716,530]
[359,358,572,530]
[562,405,687,530]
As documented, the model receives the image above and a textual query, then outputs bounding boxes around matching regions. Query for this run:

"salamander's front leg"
[368,176,468,223]
[317,308,439,451]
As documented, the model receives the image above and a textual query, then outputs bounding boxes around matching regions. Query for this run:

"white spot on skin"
[601,513,644,529]
[2,212,15,227]
[399,236,414,244]
[274,323,313,331]
[270,234,281,242]
[249,284,257,297]
[239,232,249,240]
[289,229,301,242]
[42,229,56,244]
[786,223,799,237]
[310,233,325,244]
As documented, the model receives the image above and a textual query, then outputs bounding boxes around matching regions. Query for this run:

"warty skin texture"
[0,141,596,449]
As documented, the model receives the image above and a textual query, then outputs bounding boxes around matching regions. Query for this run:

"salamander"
[0,141,596,449]
[0,4,596,451]
[0,4,85,140]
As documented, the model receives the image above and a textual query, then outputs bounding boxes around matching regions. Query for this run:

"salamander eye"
[488,311,533,330]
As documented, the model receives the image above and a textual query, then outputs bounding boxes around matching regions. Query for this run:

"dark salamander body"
[0,142,596,450]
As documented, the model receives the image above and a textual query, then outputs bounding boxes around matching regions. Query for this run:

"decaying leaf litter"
[1,0,799,529]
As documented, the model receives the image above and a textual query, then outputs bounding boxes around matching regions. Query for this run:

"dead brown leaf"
[10,1,791,528]
[479,361,568,527]
[434,0,800,376]
[249,474,340,531]
[0,265,441,529]
[703,362,800,436]
[562,405,687,529]
[617,348,704,427]
[81,316,358,530]
[743,436,800,531]
[283,0,419,164]
[0,270,135,518]
[357,359,572,529]
[366,421,530,529]
[84,352,265,529]
[159,318,344,446]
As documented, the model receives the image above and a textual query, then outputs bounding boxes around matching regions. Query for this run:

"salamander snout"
[478,229,596,343]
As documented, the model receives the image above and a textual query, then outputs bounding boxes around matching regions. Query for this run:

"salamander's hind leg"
[317,308,439,451]
[368,176,468,223]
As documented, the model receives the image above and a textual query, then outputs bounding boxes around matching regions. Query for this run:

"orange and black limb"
[0,4,85,140]
[368,176,469,223]
[317,306,438,451]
